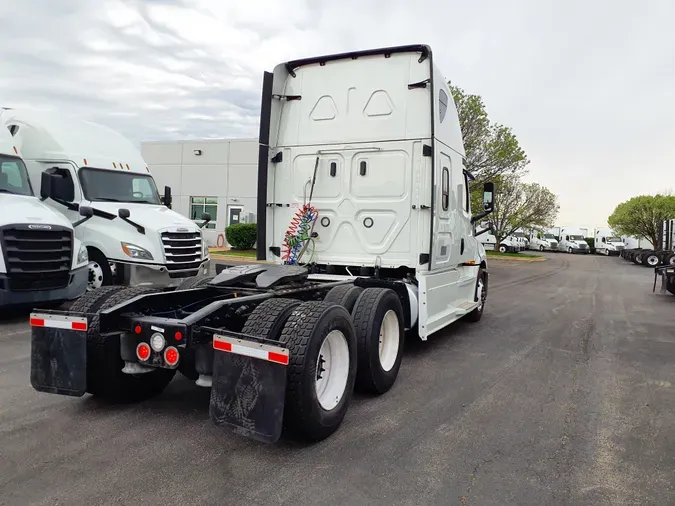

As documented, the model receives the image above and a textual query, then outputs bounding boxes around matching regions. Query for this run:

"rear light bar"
[213,334,289,366]
[30,313,88,332]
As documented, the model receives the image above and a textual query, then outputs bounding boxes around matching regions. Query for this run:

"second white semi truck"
[594,227,625,256]
[558,227,590,254]
[2,109,211,291]
[0,117,89,307]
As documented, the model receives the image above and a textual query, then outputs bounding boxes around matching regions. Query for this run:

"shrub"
[225,223,257,250]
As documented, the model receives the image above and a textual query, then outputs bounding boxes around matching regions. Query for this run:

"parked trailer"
[28,45,497,444]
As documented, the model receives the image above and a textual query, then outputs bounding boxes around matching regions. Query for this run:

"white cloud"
[1,0,674,225]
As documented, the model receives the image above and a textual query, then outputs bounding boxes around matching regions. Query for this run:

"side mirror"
[73,205,94,228]
[118,208,131,219]
[40,171,54,200]
[163,186,172,209]
[40,168,75,202]
[198,212,212,229]
[482,182,495,212]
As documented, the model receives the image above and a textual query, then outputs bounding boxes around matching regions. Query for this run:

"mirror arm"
[120,216,146,235]
[475,226,491,237]
[73,215,93,228]
[198,217,212,230]
[471,210,492,224]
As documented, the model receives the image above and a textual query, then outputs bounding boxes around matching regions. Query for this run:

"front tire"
[87,249,113,291]
[499,245,507,253]
[465,267,487,323]
[279,302,357,442]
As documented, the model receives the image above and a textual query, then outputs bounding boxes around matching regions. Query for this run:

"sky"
[1,0,673,227]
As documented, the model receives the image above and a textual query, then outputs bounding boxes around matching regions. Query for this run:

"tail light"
[164,346,179,367]
[136,342,151,362]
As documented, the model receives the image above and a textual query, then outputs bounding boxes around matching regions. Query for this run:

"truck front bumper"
[0,265,88,308]
[123,258,211,288]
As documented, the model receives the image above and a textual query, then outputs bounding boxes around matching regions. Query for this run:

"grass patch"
[210,249,257,258]
[486,250,542,259]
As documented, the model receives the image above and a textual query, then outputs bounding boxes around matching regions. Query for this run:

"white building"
[141,138,258,246]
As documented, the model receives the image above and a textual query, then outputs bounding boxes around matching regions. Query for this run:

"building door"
[228,205,243,226]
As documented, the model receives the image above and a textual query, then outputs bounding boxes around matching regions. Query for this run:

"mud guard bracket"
[208,331,288,444]
[29,312,88,397]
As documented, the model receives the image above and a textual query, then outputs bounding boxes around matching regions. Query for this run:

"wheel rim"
[540,246,544,251]
[648,255,659,266]
[88,261,104,290]
[315,330,350,411]
[669,257,675,266]
[378,310,400,372]
[476,276,486,311]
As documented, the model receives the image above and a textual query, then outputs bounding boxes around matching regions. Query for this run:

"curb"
[487,255,546,263]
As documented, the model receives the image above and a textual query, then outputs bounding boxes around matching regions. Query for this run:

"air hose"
[281,156,320,265]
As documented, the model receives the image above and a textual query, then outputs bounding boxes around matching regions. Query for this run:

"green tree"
[449,83,530,210]
[481,175,559,248]
[608,194,675,248]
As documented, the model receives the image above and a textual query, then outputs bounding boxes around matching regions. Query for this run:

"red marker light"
[134,325,142,334]
[164,346,179,366]
[174,331,183,341]
[136,343,151,361]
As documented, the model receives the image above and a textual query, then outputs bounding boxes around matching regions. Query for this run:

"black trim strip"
[285,44,431,77]
[427,49,436,269]
[256,71,274,262]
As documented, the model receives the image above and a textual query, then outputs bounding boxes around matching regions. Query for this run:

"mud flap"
[29,312,88,397]
[209,332,289,444]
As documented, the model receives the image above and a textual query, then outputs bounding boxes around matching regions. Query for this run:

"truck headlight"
[77,244,89,265]
[202,241,209,258]
[121,242,154,260]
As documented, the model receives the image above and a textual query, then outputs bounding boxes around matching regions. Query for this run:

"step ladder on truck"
[28,45,497,444]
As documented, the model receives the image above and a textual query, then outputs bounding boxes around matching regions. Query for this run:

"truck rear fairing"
[258,45,483,274]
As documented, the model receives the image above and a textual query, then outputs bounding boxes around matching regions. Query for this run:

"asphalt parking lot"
[1,253,674,505]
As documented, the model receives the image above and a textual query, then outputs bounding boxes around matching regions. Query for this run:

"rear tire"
[85,286,176,402]
[351,288,405,395]
[323,284,364,313]
[499,245,507,253]
[645,252,661,267]
[241,298,303,341]
[279,302,357,442]
[176,275,214,290]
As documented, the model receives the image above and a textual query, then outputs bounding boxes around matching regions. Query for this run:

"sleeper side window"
[442,167,449,211]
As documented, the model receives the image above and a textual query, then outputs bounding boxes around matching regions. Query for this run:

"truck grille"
[550,241,558,249]
[0,225,73,291]
[161,231,203,277]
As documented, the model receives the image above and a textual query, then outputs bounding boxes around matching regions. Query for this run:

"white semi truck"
[0,118,89,307]
[29,44,496,444]
[1,109,210,291]
[558,227,590,254]
[594,227,625,256]
[529,229,558,251]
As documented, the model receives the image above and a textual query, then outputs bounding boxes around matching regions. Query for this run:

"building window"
[442,167,449,211]
[190,196,217,229]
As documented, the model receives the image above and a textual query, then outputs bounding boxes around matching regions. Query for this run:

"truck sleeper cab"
[595,227,625,256]
[1,110,210,291]
[0,126,89,307]
[28,45,495,444]
[558,228,590,254]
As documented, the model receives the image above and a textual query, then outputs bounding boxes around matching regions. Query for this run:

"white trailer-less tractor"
[28,45,495,444]
[0,123,89,307]
[594,227,625,256]
[1,109,210,291]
